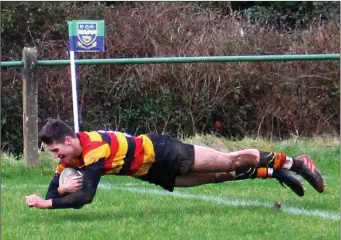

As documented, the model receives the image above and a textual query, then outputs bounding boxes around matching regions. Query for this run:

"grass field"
[2,136,340,240]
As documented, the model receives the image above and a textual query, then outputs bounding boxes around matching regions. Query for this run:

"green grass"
[2,136,340,240]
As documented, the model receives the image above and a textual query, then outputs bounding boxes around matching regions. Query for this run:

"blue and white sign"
[68,20,105,52]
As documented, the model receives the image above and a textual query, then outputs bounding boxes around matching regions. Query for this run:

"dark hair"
[39,119,77,144]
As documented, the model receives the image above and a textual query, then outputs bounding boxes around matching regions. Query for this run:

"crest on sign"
[77,23,98,50]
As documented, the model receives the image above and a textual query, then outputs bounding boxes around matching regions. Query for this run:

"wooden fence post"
[22,47,38,167]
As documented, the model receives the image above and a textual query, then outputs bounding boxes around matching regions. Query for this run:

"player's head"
[39,119,79,162]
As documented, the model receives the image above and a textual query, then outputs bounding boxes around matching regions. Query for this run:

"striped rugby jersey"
[55,131,156,176]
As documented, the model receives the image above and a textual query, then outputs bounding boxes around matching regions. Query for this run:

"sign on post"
[67,20,105,132]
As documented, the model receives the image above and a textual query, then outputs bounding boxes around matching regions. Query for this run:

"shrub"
[1,2,339,155]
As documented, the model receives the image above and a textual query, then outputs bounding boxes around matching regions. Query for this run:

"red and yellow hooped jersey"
[55,131,155,176]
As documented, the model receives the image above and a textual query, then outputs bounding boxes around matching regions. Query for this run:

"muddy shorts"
[136,133,194,192]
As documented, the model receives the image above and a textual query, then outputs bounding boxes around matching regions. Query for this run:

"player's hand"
[60,176,83,194]
[25,194,52,209]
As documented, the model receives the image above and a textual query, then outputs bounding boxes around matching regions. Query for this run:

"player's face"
[46,137,77,162]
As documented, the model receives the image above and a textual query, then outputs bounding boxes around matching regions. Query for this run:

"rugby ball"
[59,167,83,185]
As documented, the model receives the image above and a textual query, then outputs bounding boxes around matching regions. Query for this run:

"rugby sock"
[235,167,274,180]
[235,167,257,180]
[255,167,274,178]
[259,151,294,170]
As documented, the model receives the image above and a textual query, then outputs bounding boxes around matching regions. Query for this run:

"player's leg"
[191,145,324,193]
[175,171,236,187]
[175,167,305,197]
[191,146,259,173]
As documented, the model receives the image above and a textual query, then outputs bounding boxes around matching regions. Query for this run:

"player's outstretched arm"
[25,173,62,209]
[25,194,52,209]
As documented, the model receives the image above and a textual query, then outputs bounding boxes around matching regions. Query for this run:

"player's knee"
[231,149,259,168]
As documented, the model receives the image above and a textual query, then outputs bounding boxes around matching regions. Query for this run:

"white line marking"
[3,183,339,221]
[1,184,48,189]
[1,183,146,189]
[99,183,340,221]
